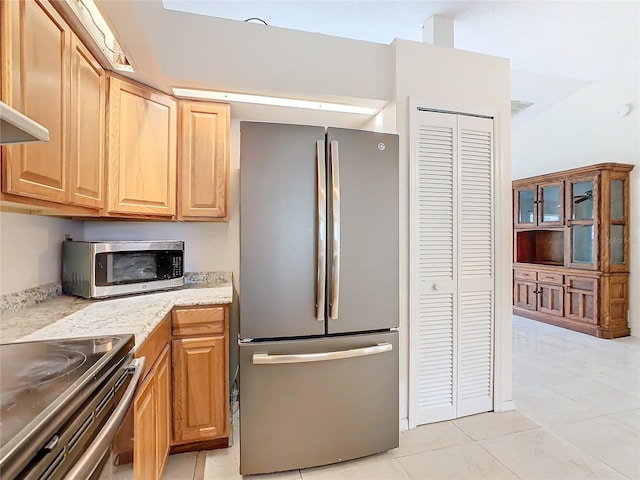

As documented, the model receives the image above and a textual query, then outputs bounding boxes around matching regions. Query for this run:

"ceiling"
[160,0,639,127]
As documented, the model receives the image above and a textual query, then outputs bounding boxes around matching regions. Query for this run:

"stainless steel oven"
[0,335,145,480]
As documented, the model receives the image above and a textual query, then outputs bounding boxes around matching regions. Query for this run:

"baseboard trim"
[399,417,409,431]
[494,400,515,413]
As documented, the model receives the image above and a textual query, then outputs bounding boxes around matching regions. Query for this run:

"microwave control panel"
[172,255,183,278]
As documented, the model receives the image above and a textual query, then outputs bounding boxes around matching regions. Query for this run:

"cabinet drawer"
[514,269,537,281]
[566,276,597,292]
[538,272,563,284]
[172,307,225,337]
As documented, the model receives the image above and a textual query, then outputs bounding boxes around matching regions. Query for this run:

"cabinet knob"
[433,283,441,291]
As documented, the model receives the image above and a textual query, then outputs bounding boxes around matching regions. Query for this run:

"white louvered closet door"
[410,109,494,426]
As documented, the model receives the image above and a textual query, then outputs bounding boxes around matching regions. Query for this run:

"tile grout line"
[534,425,635,480]
[193,451,206,480]
[474,430,532,480]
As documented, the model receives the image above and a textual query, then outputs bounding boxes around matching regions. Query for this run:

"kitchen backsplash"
[0,271,232,316]
[0,282,62,316]
[184,271,232,285]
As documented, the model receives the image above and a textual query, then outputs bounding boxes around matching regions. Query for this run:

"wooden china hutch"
[512,163,633,338]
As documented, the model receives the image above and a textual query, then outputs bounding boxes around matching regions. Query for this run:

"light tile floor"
[150,316,640,479]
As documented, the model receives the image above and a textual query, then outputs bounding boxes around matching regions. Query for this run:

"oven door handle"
[65,357,146,480]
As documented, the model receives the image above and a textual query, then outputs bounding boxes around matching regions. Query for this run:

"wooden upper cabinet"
[513,181,563,228]
[1,0,70,203]
[178,101,229,220]
[107,76,177,216]
[537,181,564,226]
[566,174,599,270]
[601,170,630,273]
[69,35,105,208]
[1,0,105,210]
[514,185,536,227]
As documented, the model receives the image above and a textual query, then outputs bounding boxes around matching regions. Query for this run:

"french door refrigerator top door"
[326,128,399,334]
[240,123,399,339]
[240,123,326,339]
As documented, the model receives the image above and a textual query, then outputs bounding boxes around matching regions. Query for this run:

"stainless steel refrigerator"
[239,122,399,475]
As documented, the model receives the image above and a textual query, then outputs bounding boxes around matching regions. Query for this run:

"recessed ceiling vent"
[511,100,534,117]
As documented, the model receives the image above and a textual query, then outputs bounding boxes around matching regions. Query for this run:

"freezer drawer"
[239,331,399,475]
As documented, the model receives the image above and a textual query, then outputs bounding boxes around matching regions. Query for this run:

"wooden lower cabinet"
[171,305,230,446]
[172,336,228,443]
[565,276,598,325]
[514,280,536,311]
[114,315,170,479]
[114,304,229,478]
[134,347,169,480]
[513,278,563,317]
[156,346,171,473]
[133,374,155,480]
[513,266,629,338]
[133,346,170,480]
[538,283,563,316]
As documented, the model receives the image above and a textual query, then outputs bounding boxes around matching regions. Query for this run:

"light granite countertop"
[0,281,232,349]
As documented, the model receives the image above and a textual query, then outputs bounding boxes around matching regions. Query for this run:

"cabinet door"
[605,173,630,273]
[567,176,598,269]
[538,283,564,316]
[538,182,563,226]
[565,276,598,324]
[68,35,105,208]
[514,280,537,311]
[178,101,229,219]
[172,336,228,443]
[156,346,170,477]
[134,371,157,480]
[1,0,70,203]
[107,77,177,216]
[514,186,536,226]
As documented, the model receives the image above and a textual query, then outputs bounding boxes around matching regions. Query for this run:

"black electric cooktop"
[0,334,135,474]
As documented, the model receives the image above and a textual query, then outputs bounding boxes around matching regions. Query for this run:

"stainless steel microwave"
[62,240,184,299]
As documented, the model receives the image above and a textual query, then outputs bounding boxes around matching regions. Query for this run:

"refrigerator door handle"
[252,343,392,364]
[328,140,341,320]
[316,140,327,321]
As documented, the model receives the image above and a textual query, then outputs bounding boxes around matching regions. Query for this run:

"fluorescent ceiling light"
[172,88,378,115]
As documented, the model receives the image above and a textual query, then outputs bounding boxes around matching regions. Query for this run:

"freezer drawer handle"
[316,139,327,321]
[252,343,392,364]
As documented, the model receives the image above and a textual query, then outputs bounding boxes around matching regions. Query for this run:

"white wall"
[100,0,393,104]
[513,75,640,336]
[0,212,84,294]
[391,39,514,427]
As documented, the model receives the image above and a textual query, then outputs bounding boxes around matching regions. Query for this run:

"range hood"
[0,101,49,144]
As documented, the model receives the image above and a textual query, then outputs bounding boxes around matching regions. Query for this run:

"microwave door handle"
[329,140,341,320]
[316,140,327,321]
[65,357,146,480]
